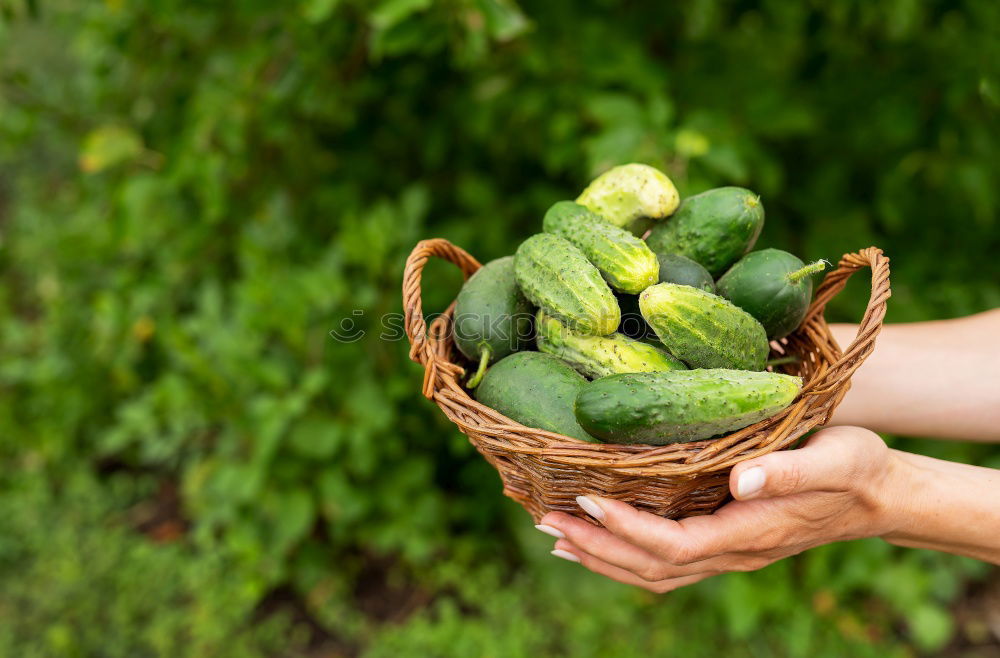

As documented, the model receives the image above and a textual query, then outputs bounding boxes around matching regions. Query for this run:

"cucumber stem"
[465,347,491,389]
[786,259,828,284]
[766,355,800,367]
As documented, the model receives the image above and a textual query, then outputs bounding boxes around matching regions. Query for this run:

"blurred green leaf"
[287,413,343,459]
[477,0,530,41]
[79,124,143,173]
[370,0,433,30]
[266,487,315,554]
[301,0,341,23]
[906,603,954,652]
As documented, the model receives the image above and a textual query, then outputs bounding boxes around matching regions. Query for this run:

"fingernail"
[551,549,580,563]
[737,467,766,498]
[535,524,565,539]
[576,495,606,522]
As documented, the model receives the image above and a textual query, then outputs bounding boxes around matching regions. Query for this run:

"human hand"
[535,426,903,592]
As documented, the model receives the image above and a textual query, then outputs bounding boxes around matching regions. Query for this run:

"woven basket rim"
[403,238,890,478]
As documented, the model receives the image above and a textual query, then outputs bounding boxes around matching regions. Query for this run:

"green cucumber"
[514,233,620,336]
[576,163,680,233]
[535,310,686,379]
[574,369,802,445]
[542,201,659,294]
[615,253,715,339]
[476,352,598,442]
[645,187,764,276]
[452,256,535,387]
[639,283,769,371]
[654,252,715,292]
[716,249,827,340]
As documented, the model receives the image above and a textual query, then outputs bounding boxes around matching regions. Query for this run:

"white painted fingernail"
[535,524,565,539]
[576,495,606,522]
[738,467,766,498]
[551,549,580,563]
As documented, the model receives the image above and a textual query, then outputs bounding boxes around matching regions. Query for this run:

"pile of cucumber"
[452,164,826,445]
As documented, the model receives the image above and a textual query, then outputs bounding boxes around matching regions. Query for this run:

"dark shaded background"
[1,1,998,656]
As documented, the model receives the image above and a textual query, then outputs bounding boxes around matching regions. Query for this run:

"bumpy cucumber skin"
[716,249,815,339]
[514,233,620,336]
[645,187,764,276]
[543,201,659,294]
[453,256,534,366]
[639,283,769,371]
[476,352,598,443]
[574,369,802,445]
[535,310,686,379]
[576,163,680,232]
[654,252,715,292]
[615,253,715,339]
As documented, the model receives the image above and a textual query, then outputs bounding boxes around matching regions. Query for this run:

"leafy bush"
[0,0,997,655]
[0,473,299,657]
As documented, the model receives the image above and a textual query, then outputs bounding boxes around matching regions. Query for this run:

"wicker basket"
[402,238,890,522]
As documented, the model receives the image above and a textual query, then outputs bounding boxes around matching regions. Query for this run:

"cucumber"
[615,253,715,339]
[716,249,827,340]
[542,201,659,294]
[535,310,686,379]
[574,369,802,445]
[476,352,598,443]
[639,283,769,371]
[576,163,680,233]
[645,187,764,276]
[654,252,715,293]
[452,256,535,387]
[514,233,620,336]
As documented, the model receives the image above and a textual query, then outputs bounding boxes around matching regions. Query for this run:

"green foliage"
[364,521,988,657]
[0,0,997,655]
[0,473,300,656]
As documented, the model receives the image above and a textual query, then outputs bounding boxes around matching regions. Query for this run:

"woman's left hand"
[535,426,904,592]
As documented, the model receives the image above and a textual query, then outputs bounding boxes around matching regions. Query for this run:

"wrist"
[865,448,915,539]
[875,450,1000,561]
[849,444,1000,563]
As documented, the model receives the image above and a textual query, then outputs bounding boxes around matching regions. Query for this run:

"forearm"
[827,310,1000,441]
[880,450,1000,563]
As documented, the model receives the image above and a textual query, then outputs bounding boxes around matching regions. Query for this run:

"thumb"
[728,426,882,501]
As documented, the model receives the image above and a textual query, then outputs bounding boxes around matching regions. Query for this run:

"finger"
[729,426,885,501]
[541,511,731,580]
[572,495,751,565]
[550,542,715,593]
[540,511,666,570]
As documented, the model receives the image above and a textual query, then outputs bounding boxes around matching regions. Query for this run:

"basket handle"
[800,246,891,388]
[402,238,483,398]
